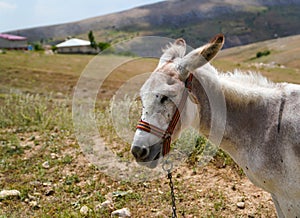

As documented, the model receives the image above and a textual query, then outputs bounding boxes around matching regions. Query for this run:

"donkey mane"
[221,70,275,88]
[197,64,280,107]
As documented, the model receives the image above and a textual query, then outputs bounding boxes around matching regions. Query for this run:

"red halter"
[136,74,194,156]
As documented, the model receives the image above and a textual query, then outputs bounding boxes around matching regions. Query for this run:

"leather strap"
[136,73,194,156]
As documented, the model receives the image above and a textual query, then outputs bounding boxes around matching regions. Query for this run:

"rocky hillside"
[7,0,300,48]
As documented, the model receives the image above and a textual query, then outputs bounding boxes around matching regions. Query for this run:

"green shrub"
[33,43,44,51]
[51,45,57,52]
[0,49,7,54]
[256,50,271,58]
[98,42,111,51]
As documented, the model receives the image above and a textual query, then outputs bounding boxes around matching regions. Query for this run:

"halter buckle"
[163,132,172,139]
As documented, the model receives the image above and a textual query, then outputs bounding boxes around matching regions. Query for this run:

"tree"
[88,31,97,49]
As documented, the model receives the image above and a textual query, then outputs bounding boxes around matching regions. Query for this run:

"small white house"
[56,38,98,54]
[0,33,28,50]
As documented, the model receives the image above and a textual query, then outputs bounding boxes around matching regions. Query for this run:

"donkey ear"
[158,38,186,68]
[178,34,224,80]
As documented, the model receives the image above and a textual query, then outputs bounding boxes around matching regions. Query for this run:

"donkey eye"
[160,96,169,104]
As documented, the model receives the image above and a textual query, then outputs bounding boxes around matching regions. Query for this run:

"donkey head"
[131,34,225,168]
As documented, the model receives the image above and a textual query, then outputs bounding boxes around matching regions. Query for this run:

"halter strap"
[136,73,194,156]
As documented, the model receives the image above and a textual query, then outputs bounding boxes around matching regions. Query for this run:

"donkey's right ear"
[157,38,186,68]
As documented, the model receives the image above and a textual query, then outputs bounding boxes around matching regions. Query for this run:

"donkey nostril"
[131,145,149,159]
[140,147,149,158]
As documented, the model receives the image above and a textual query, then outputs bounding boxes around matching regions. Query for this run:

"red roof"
[0,33,27,41]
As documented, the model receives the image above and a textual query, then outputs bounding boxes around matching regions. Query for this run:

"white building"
[56,38,98,54]
[0,33,28,50]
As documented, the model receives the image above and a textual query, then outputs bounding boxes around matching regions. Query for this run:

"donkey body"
[131,35,300,217]
[194,65,300,217]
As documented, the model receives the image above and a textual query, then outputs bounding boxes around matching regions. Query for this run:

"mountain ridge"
[7,0,300,48]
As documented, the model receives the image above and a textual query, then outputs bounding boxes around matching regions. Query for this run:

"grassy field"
[0,35,299,217]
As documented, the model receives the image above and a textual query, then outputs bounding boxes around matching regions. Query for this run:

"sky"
[0,0,165,32]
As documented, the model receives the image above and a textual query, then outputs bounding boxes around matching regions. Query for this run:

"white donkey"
[131,34,300,217]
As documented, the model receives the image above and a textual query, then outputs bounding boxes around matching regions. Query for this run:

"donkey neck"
[192,66,282,156]
[221,83,282,162]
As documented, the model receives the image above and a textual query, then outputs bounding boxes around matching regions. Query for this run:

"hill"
[7,0,300,48]
[215,34,300,83]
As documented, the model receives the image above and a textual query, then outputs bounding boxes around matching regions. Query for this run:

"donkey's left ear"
[157,38,186,68]
[200,34,225,63]
[178,34,225,80]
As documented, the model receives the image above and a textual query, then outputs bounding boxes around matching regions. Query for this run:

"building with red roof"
[0,33,28,50]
